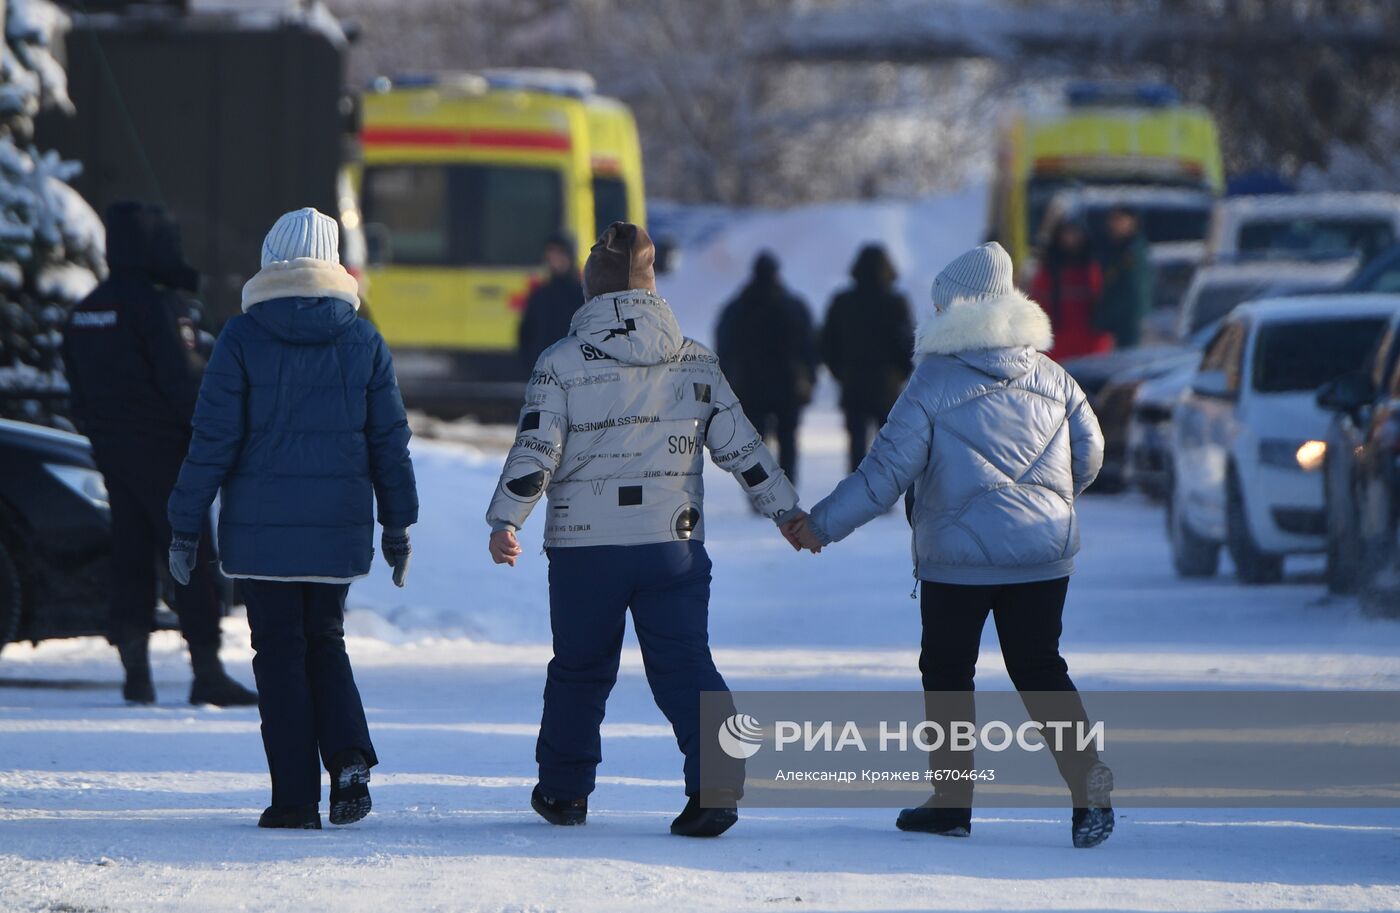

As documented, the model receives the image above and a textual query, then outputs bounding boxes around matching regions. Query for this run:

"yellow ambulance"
[988,83,1224,282]
[358,70,646,416]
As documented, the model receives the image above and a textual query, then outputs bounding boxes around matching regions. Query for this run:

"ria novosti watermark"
[699,690,1400,808]
[718,713,1104,758]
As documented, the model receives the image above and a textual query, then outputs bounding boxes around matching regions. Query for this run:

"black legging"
[919,577,1099,805]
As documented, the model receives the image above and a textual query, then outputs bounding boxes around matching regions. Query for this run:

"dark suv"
[1317,310,1400,613]
[0,419,218,654]
[0,419,113,649]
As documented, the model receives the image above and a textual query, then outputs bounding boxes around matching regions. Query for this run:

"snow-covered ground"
[3,405,1399,913]
[3,186,1399,911]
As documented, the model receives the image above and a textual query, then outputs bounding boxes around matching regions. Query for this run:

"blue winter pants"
[243,579,377,808]
[538,541,728,799]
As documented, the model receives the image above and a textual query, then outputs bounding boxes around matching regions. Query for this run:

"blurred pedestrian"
[1031,218,1112,361]
[820,244,915,473]
[518,233,584,372]
[168,208,419,830]
[715,252,818,483]
[790,242,1114,849]
[1095,206,1154,349]
[62,202,256,709]
[487,222,803,837]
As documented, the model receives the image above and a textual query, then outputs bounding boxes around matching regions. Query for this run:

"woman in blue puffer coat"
[794,242,1113,849]
[167,208,418,830]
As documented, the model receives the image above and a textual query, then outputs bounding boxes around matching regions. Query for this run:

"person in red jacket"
[1031,219,1112,362]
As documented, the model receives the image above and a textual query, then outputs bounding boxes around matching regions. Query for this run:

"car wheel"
[1226,472,1284,585]
[0,538,21,653]
[1168,486,1219,578]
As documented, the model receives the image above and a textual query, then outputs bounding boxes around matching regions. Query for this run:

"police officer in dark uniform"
[62,202,256,707]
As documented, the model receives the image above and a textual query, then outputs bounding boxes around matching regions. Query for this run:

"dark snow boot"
[896,805,972,837]
[188,671,258,707]
[188,644,258,707]
[258,804,322,830]
[531,785,587,826]
[1072,762,1115,848]
[328,750,373,826]
[117,637,155,705]
[669,794,738,838]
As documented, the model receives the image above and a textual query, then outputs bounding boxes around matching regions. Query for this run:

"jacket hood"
[247,296,359,344]
[242,258,360,312]
[570,289,684,366]
[952,345,1042,381]
[914,289,1053,357]
[104,201,200,292]
[851,245,896,288]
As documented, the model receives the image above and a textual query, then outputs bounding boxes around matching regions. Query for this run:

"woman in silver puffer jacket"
[802,242,1115,849]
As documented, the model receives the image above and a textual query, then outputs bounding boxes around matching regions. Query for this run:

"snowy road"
[3,407,1399,912]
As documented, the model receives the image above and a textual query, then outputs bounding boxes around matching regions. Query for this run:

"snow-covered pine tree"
[0,0,105,429]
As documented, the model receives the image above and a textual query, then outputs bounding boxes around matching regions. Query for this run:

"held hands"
[780,511,823,554]
[490,528,524,567]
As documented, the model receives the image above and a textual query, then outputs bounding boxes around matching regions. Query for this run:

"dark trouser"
[843,408,886,474]
[539,541,731,799]
[97,439,220,649]
[919,577,1099,807]
[745,405,801,484]
[242,579,377,808]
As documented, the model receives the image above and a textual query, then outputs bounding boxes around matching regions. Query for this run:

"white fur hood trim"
[914,290,1053,355]
[242,258,360,312]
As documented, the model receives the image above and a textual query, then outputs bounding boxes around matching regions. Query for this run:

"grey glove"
[169,533,200,586]
[381,527,411,588]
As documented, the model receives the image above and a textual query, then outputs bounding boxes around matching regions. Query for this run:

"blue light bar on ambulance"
[1066,82,1180,108]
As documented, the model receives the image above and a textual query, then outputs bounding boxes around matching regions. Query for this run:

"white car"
[1207,192,1400,265]
[1175,259,1360,341]
[1169,295,1400,583]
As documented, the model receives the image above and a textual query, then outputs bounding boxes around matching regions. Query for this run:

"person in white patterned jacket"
[486,222,804,838]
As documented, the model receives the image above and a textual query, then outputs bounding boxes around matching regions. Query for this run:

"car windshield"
[1252,317,1389,393]
[1188,283,1265,334]
[1236,217,1395,262]
[1352,258,1400,293]
[362,163,563,268]
[1085,204,1212,244]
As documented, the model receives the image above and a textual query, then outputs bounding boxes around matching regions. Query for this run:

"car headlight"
[1258,439,1326,471]
[44,463,110,511]
[1295,440,1327,472]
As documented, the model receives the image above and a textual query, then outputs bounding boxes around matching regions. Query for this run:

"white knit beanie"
[930,241,1015,311]
[261,207,340,268]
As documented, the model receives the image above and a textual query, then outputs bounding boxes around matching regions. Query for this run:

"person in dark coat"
[1030,219,1112,362]
[1095,207,1154,349]
[61,201,256,708]
[820,244,915,473]
[167,208,419,830]
[714,252,818,483]
[517,233,584,372]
